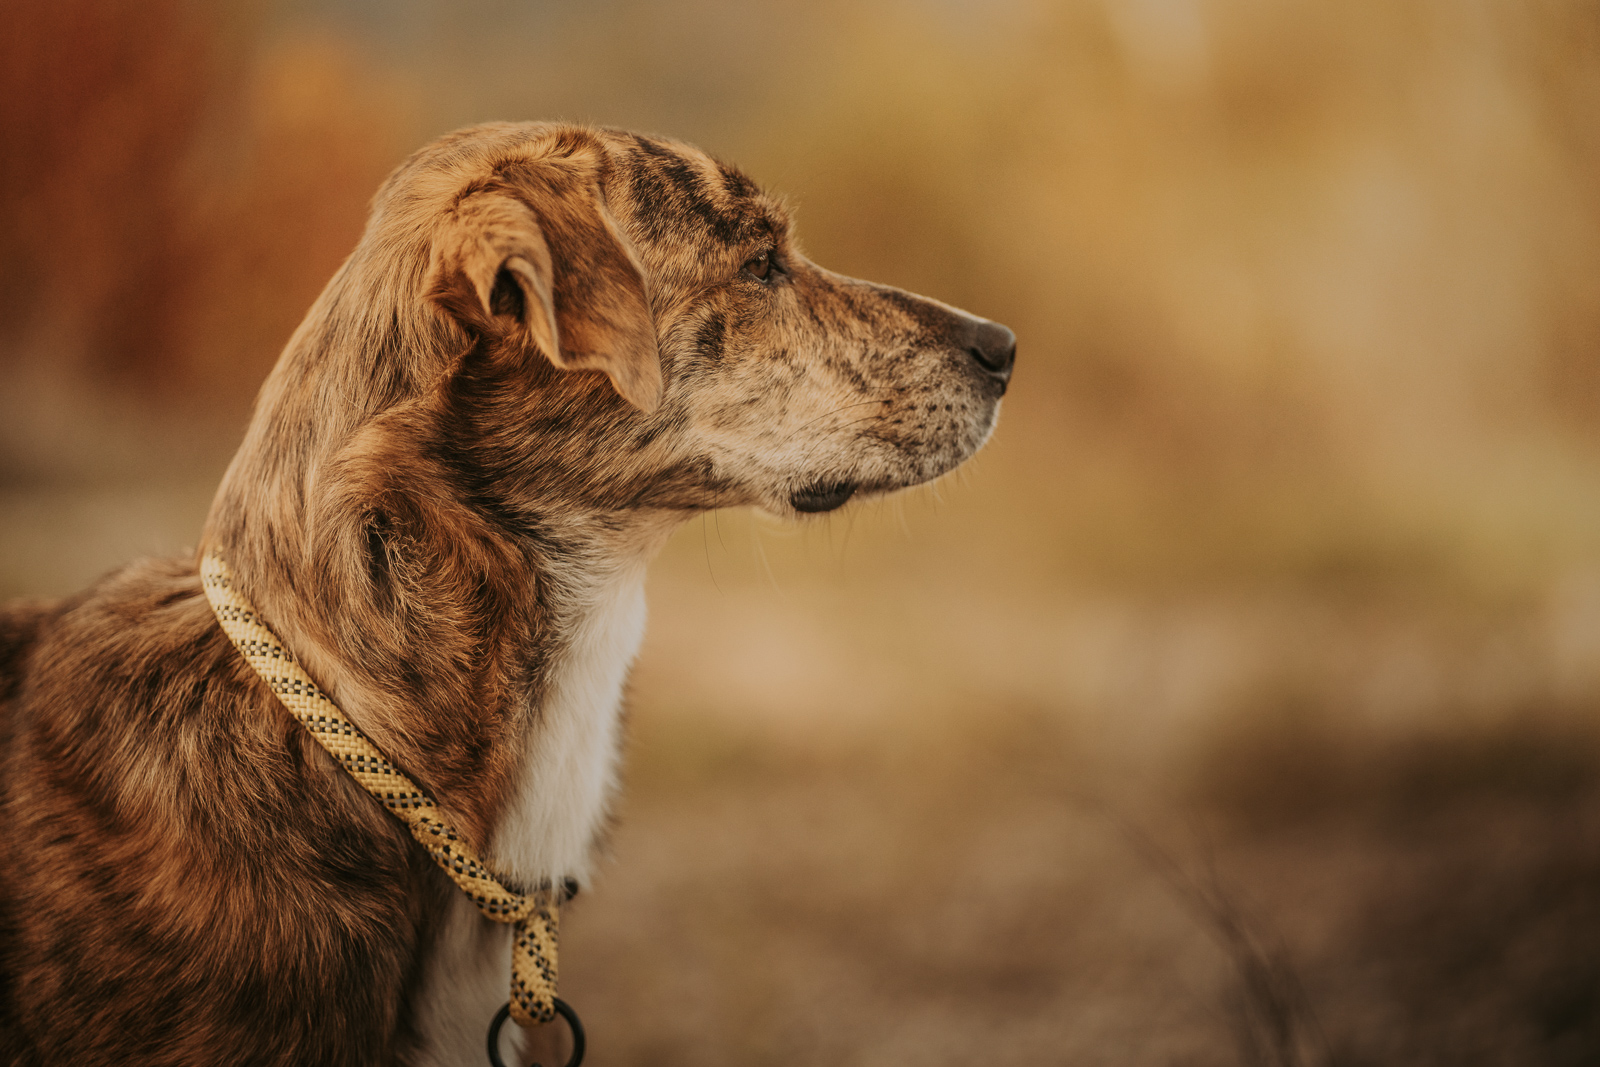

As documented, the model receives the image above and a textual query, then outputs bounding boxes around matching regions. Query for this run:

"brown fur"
[0,122,1014,1065]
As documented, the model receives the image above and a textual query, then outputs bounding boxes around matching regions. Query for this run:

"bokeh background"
[6,1,1600,1063]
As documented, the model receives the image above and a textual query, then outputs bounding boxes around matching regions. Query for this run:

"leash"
[200,555,584,1067]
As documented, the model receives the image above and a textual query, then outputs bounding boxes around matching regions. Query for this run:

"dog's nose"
[967,319,1016,383]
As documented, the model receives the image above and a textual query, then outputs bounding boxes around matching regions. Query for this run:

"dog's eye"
[742,250,773,283]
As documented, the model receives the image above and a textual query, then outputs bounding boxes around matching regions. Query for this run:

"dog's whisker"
[772,396,895,447]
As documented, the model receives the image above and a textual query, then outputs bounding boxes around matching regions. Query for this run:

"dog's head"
[350,121,1014,521]
[202,122,1014,838]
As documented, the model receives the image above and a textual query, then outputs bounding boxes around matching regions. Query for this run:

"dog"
[0,121,1014,1065]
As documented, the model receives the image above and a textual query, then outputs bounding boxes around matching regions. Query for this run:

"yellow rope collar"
[200,554,560,1028]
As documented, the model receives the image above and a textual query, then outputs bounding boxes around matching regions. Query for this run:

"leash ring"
[487,999,585,1067]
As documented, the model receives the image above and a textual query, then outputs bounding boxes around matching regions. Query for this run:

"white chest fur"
[412,561,648,1066]
[491,560,648,886]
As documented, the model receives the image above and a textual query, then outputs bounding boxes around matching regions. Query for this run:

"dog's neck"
[203,398,684,864]
[196,250,695,869]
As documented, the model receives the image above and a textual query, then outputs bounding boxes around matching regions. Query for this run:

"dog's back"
[0,593,56,1040]
[0,596,58,709]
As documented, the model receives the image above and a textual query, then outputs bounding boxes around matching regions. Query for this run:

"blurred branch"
[1116,817,1332,1067]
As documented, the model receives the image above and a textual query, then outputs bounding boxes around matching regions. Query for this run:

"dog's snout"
[966,319,1017,383]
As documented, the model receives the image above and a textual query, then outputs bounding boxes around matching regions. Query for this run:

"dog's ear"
[427,176,663,413]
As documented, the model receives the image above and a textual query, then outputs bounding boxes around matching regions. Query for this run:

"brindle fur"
[0,122,1013,1065]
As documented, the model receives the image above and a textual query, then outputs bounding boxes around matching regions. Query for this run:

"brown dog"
[0,122,1014,1065]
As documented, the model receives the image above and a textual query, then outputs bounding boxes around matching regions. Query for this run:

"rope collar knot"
[200,554,561,1029]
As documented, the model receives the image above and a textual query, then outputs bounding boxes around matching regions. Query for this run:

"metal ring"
[487,998,585,1067]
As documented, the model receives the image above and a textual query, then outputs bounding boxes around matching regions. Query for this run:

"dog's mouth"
[790,481,857,513]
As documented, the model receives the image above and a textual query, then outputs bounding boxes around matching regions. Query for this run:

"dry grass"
[547,705,1600,1066]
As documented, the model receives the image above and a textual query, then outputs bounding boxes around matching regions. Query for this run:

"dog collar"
[200,555,580,1064]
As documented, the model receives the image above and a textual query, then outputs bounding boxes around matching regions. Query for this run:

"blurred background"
[5,0,1600,1062]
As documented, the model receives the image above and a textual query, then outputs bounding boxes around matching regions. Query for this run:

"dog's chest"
[494,562,648,886]
[413,566,647,1065]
